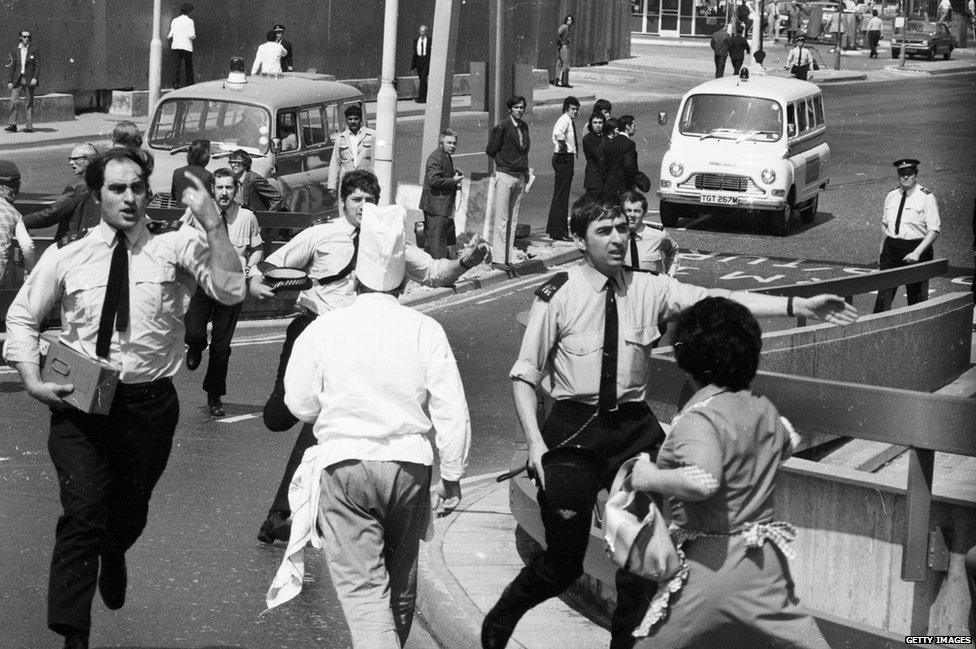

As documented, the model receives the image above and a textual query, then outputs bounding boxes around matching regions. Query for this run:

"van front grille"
[694,173,749,192]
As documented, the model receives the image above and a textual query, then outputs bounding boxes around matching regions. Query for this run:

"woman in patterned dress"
[630,297,830,649]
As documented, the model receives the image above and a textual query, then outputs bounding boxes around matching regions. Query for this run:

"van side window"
[786,103,796,136]
[813,95,824,126]
[277,109,299,152]
[796,100,807,132]
[805,98,817,131]
[300,106,329,148]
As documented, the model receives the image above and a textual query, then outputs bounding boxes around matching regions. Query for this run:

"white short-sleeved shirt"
[881,185,940,240]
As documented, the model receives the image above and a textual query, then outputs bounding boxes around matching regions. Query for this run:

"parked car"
[890,20,956,59]
[144,71,366,213]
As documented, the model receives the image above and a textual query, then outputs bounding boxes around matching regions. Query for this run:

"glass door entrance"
[660,0,680,36]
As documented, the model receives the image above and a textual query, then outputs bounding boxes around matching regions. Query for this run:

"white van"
[657,75,829,235]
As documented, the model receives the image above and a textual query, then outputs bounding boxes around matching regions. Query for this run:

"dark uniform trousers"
[423,212,457,260]
[545,152,575,240]
[872,237,933,313]
[184,285,244,397]
[507,399,664,649]
[262,311,318,514]
[47,378,178,636]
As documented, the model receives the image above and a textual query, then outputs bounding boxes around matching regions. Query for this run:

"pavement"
[3,33,973,154]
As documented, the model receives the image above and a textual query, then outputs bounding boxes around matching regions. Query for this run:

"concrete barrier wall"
[0,93,75,124]
[656,293,974,393]
[775,459,975,637]
[509,455,976,639]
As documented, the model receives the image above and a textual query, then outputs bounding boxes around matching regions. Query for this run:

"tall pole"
[419,0,462,184]
[492,0,505,133]
[375,0,400,206]
[148,0,163,113]
[899,0,908,67]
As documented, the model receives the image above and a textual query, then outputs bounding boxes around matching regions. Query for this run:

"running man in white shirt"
[167,3,196,88]
[266,202,471,649]
[251,30,288,75]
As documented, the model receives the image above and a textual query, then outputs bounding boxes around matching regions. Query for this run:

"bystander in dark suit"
[411,25,431,103]
[582,112,607,200]
[5,29,40,133]
[728,25,752,74]
[602,116,640,201]
[272,24,294,71]
[170,139,214,207]
[419,129,463,259]
[228,149,282,212]
[710,27,731,78]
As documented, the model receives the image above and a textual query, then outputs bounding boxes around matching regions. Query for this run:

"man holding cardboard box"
[3,147,245,649]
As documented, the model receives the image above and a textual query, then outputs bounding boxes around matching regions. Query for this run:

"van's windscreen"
[148,100,271,154]
[679,94,783,142]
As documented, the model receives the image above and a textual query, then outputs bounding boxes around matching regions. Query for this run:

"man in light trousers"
[485,96,531,268]
[266,202,471,649]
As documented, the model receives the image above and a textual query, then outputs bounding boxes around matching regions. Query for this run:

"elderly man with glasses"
[5,29,39,133]
[65,144,98,194]
[22,144,101,239]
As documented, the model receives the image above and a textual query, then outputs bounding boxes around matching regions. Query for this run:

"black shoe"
[208,394,225,417]
[561,84,573,88]
[22,127,33,133]
[257,510,291,544]
[185,346,202,371]
[481,609,518,649]
[98,553,127,610]
[3,125,16,133]
[263,389,298,432]
[63,632,89,649]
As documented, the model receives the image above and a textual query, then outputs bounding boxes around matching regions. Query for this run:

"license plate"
[700,194,738,205]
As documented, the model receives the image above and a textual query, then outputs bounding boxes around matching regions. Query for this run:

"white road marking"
[217,413,261,424]
[231,335,286,348]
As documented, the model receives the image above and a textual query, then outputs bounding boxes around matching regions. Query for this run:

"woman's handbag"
[603,454,681,581]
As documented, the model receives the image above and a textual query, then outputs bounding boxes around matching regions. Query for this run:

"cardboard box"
[41,339,120,415]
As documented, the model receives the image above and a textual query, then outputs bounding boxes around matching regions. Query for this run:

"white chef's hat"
[356,203,406,292]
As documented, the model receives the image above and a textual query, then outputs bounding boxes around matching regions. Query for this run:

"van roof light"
[739,68,750,83]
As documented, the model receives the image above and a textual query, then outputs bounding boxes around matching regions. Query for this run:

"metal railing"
[752,258,949,326]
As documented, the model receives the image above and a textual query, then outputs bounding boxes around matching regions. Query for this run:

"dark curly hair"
[340,169,380,203]
[672,297,762,391]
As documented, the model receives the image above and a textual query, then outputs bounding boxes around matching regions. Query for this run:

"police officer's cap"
[272,24,286,31]
[0,159,22,192]
[893,158,920,173]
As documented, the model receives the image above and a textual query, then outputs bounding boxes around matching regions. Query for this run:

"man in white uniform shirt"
[250,169,489,544]
[327,105,375,200]
[4,148,244,649]
[545,96,580,242]
[182,167,263,416]
[266,202,471,649]
[873,158,940,312]
[251,30,288,75]
[167,3,196,88]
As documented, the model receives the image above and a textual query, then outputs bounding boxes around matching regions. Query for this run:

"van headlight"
[760,168,777,184]
[669,162,684,178]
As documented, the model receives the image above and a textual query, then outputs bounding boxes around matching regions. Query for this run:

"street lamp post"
[148,0,162,113]
[899,0,908,67]
[374,0,400,206]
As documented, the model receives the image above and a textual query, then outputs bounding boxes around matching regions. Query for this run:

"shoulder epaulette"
[625,266,659,275]
[56,228,91,248]
[646,222,665,231]
[310,216,334,226]
[535,272,569,302]
[147,219,183,235]
[919,186,932,194]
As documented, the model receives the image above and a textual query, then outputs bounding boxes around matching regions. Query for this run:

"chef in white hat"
[268,202,472,649]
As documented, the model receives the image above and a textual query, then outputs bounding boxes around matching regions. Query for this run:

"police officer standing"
[4,148,245,649]
[872,159,940,313]
[481,198,858,649]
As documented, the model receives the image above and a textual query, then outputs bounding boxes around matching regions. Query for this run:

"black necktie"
[599,278,618,411]
[894,191,906,236]
[629,233,639,268]
[221,209,228,226]
[96,231,129,358]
